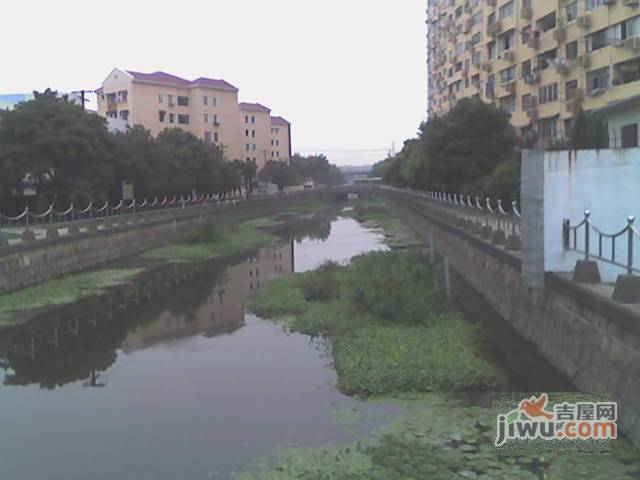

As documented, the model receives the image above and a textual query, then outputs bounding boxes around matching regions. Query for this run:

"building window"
[251,116,255,124]
[204,131,212,143]
[252,144,256,151]
[214,132,219,142]
[487,12,495,27]
[499,0,514,19]
[536,12,556,33]
[585,0,607,11]
[498,30,515,53]
[178,114,190,124]
[177,96,189,106]
[471,32,482,46]
[204,114,209,123]
[119,110,129,120]
[538,117,558,140]
[252,130,255,138]
[277,151,280,158]
[621,124,639,148]
[537,49,557,70]
[566,41,578,59]
[168,95,175,106]
[488,41,496,60]
[213,114,219,125]
[245,115,249,124]
[203,96,208,105]
[611,15,640,41]
[538,83,558,104]
[159,110,166,122]
[565,79,579,100]
[246,129,250,137]
[586,67,610,93]
[212,97,217,106]
[158,94,164,103]
[566,1,578,22]
[587,29,608,52]
[500,66,516,84]
[613,57,640,85]
[169,113,175,123]
[472,11,483,26]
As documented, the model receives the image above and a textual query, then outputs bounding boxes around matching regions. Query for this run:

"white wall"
[544,148,640,283]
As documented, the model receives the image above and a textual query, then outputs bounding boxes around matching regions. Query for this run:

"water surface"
[0,215,392,480]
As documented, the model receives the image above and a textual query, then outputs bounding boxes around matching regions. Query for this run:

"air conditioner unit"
[624,37,640,51]
[577,15,591,29]
[482,61,492,72]
[504,50,515,62]
[577,54,592,68]
[525,72,541,84]
[565,99,580,113]
[527,36,540,49]
[553,27,567,42]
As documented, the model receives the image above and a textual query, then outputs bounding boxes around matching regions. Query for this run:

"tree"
[422,98,516,193]
[289,153,345,186]
[259,160,301,190]
[569,109,609,149]
[0,89,117,202]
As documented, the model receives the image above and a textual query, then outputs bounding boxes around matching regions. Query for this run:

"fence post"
[628,216,635,274]
[584,210,590,259]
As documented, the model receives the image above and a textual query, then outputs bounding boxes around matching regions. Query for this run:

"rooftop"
[125,70,239,92]
[238,102,271,113]
[270,116,290,126]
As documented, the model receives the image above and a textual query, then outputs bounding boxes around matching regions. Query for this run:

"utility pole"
[72,89,97,111]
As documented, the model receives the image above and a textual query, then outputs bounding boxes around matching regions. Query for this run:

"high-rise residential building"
[427,0,640,147]
[96,69,292,164]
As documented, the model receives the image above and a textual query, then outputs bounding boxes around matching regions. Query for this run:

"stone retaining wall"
[383,189,640,448]
[0,190,339,295]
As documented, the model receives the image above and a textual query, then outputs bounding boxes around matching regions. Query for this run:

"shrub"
[347,250,447,325]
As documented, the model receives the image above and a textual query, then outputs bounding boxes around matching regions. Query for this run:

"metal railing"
[385,186,521,237]
[563,211,640,275]
[0,193,239,228]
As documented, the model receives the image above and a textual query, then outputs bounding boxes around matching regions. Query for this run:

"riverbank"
[243,247,640,479]
[0,201,340,328]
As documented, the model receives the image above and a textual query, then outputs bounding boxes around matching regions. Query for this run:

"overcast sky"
[1,0,427,166]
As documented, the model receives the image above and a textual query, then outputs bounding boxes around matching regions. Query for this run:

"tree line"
[370,98,610,203]
[0,90,344,207]
[259,153,345,190]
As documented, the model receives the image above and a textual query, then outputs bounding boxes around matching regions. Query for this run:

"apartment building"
[427,0,640,146]
[270,116,292,164]
[96,69,292,163]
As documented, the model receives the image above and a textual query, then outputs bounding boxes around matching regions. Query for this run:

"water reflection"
[0,242,294,388]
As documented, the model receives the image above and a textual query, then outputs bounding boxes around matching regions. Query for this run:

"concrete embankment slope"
[381,188,640,448]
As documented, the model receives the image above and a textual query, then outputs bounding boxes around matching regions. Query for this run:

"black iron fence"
[563,211,639,275]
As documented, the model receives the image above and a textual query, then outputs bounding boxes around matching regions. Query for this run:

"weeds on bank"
[0,268,143,325]
[142,220,274,263]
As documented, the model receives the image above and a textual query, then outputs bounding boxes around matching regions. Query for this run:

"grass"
[284,198,328,214]
[0,268,143,325]
[142,220,275,263]
[249,250,502,395]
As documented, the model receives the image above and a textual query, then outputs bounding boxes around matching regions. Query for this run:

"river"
[0,215,394,480]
